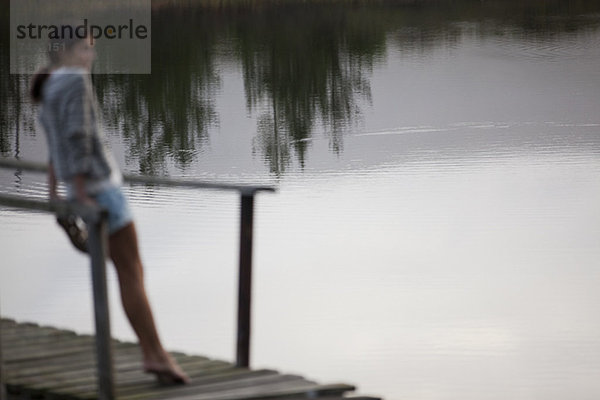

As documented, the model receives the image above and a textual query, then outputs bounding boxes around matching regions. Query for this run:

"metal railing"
[0,158,276,400]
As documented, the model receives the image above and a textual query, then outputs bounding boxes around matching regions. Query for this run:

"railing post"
[87,210,115,400]
[236,192,255,368]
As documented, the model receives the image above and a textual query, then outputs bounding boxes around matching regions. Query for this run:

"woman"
[30,31,189,384]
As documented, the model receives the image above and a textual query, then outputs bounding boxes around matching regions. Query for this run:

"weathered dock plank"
[112,369,280,400]
[1,318,381,400]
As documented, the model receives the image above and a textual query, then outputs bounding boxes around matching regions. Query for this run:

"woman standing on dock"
[29,28,189,385]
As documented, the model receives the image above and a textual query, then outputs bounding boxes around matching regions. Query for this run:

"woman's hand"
[73,174,97,207]
[76,192,97,207]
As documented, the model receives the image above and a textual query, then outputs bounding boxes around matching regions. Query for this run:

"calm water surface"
[2,2,600,399]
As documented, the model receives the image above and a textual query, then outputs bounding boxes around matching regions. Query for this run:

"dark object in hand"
[56,212,89,253]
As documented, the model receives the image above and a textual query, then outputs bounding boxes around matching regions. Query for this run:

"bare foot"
[144,352,190,385]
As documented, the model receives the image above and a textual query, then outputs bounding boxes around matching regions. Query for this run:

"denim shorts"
[92,186,133,235]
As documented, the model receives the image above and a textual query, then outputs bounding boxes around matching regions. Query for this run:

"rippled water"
[2,2,600,399]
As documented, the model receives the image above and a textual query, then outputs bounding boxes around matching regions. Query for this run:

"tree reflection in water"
[234,4,381,174]
[94,7,221,175]
[2,1,600,175]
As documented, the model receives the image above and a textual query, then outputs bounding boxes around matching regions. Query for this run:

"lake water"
[2,2,600,399]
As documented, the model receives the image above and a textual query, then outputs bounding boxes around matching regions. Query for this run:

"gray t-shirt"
[38,66,121,197]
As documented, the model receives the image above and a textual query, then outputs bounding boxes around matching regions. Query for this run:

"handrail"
[0,158,275,195]
[0,157,277,400]
[0,192,104,218]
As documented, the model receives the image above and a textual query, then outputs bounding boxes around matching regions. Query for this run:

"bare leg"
[108,222,189,384]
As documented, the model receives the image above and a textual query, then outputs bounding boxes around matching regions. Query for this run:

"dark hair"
[30,66,52,103]
[29,23,85,103]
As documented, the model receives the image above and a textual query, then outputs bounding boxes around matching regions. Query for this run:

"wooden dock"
[1,318,381,400]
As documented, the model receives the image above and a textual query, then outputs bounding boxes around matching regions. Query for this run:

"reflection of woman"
[30,32,189,384]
